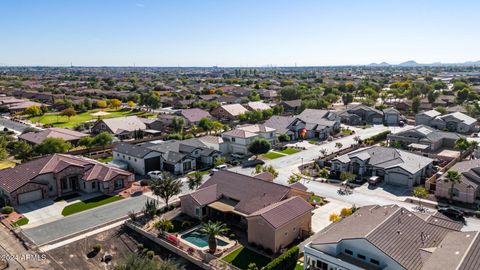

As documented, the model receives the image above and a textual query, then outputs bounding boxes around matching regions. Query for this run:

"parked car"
[210,164,228,175]
[147,170,162,179]
[368,176,382,186]
[438,206,464,220]
[231,153,246,159]
[241,159,265,168]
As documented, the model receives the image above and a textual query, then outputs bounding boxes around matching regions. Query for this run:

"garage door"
[387,173,408,186]
[145,156,161,174]
[18,189,43,204]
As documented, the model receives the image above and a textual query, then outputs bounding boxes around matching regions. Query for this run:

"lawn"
[11,217,29,227]
[295,262,304,270]
[279,148,301,155]
[262,151,285,159]
[186,169,211,176]
[61,195,124,216]
[222,246,272,269]
[54,193,81,202]
[97,156,113,163]
[309,195,324,205]
[0,160,16,170]
[27,109,154,128]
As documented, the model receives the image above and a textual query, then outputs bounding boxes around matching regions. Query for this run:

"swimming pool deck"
[179,226,237,252]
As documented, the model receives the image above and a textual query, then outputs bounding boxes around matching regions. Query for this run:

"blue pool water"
[182,229,229,248]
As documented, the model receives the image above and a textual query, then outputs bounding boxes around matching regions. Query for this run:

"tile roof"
[311,205,460,270]
[113,142,161,158]
[264,116,296,134]
[222,129,258,138]
[219,104,249,116]
[99,116,147,134]
[180,108,212,123]
[248,196,313,229]
[247,101,271,111]
[19,127,87,144]
[0,154,132,193]
[438,159,480,190]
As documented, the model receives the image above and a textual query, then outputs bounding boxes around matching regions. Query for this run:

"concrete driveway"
[16,199,66,228]
[22,194,154,246]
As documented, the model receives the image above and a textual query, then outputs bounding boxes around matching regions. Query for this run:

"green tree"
[34,138,71,155]
[78,136,94,151]
[342,93,353,106]
[11,140,33,161]
[186,171,203,190]
[198,118,213,134]
[60,107,77,121]
[454,137,470,152]
[248,138,271,158]
[150,172,183,208]
[412,97,421,113]
[154,219,174,233]
[110,98,122,108]
[171,117,185,133]
[25,105,43,117]
[93,132,113,147]
[445,170,461,203]
[278,133,290,142]
[340,172,355,183]
[199,220,229,253]
[413,186,429,211]
[213,156,226,167]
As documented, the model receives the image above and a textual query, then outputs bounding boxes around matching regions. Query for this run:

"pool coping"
[178,225,236,252]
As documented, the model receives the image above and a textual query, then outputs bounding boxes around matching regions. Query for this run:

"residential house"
[279,100,302,114]
[222,124,276,154]
[113,138,221,175]
[416,110,477,134]
[434,159,480,205]
[0,154,133,206]
[19,127,88,146]
[338,104,383,125]
[246,101,272,111]
[211,104,249,121]
[180,170,313,253]
[91,116,147,139]
[178,108,212,125]
[387,125,464,153]
[304,204,462,270]
[331,146,434,187]
[264,109,340,141]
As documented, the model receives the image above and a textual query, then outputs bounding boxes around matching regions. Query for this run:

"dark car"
[241,159,265,168]
[438,206,464,220]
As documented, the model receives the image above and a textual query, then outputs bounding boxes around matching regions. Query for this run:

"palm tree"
[353,136,361,145]
[319,148,327,157]
[150,172,183,209]
[187,171,203,190]
[445,170,461,203]
[199,220,229,253]
[154,219,174,233]
[455,138,470,153]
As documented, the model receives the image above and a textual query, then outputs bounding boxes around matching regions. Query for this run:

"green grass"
[309,195,323,205]
[27,109,154,128]
[295,262,304,270]
[61,195,124,216]
[169,219,199,233]
[0,160,16,170]
[222,246,272,270]
[279,148,301,155]
[308,140,318,145]
[341,129,353,136]
[11,217,29,227]
[262,151,285,159]
[97,156,113,163]
[54,193,81,202]
[186,169,211,176]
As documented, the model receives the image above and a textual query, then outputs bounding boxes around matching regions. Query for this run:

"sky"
[1,0,480,67]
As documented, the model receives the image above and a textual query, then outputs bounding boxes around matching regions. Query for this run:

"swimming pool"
[181,229,229,248]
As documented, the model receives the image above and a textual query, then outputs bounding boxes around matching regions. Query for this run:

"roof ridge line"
[456,231,480,270]
[365,206,401,238]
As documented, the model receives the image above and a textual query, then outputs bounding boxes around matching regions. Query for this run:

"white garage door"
[18,189,43,204]
[388,173,408,186]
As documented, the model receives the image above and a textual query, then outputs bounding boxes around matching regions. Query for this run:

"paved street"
[23,194,153,246]
[230,125,480,232]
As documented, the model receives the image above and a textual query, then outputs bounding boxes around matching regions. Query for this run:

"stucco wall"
[180,195,201,218]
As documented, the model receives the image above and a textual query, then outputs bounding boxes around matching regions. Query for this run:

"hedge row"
[262,246,299,270]
[368,130,391,143]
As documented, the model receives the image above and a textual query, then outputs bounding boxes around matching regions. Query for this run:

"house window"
[61,178,68,190]
[345,249,353,255]
[357,254,366,260]
[83,182,86,189]
[232,138,236,142]
[183,161,192,171]
[117,153,120,157]
[134,158,137,162]
[114,179,124,190]
[284,232,288,236]
[370,259,380,265]
[315,260,328,270]
[293,227,296,232]
[202,207,207,215]
[195,207,201,217]
[128,157,131,160]
[92,182,96,189]
[123,155,125,159]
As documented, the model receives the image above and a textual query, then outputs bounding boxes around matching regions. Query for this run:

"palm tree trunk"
[208,236,217,253]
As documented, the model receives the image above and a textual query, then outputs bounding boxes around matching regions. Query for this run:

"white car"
[147,171,162,179]
[210,164,228,175]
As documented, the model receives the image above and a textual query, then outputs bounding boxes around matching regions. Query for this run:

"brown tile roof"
[311,205,460,270]
[19,127,87,144]
[180,108,211,123]
[253,172,274,182]
[248,196,313,229]
[199,170,290,215]
[0,154,132,193]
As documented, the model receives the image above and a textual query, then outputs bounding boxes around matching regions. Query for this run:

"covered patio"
[207,198,247,230]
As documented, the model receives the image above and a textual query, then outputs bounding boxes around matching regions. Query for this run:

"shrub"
[1,206,14,215]
[263,246,299,270]
[137,244,144,252]
[340,208,353,217]
[146,250,155,259]
[92,244,102,253]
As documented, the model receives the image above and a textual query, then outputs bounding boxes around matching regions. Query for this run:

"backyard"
[61,195,124,216]
[27,109,154,128]
[222,246,272,269]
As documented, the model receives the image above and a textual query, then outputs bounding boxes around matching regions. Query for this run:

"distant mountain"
[368,62,390,67]
[398,60,419,66]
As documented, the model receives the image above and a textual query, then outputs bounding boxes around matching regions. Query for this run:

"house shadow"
[367,182,412,197]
